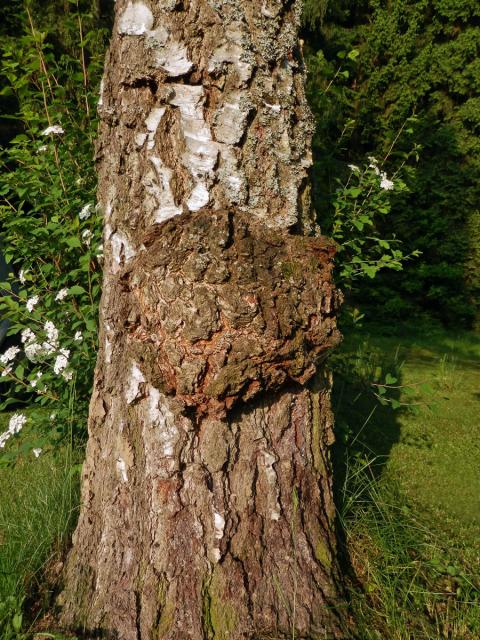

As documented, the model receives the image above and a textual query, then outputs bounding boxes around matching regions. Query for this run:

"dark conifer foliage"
[304,0,480,327]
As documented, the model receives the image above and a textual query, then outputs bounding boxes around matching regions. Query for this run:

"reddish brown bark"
[59,1,347,637]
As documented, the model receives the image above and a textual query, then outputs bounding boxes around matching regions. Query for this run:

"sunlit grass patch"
[335,325,480,639]
[339,457,480,639]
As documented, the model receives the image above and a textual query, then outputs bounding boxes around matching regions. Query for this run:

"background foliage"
[303,0,480,327]
[0,0,109,452]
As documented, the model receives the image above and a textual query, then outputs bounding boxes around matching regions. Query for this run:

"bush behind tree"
[303,0,480,327]
[0,1,107,455]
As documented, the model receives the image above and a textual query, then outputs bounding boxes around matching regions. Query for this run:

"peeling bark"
[60,1,347,638]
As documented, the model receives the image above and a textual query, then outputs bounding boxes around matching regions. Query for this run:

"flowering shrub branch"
[331,154,420,285]
[0,4,107,455]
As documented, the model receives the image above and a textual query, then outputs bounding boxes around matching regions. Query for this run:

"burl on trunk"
[59,1,346,638]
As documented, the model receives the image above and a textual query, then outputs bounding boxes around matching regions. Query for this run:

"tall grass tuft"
[340,456,480,639]
[0,437,79,638]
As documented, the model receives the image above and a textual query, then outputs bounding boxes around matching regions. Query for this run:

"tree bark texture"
[60,1,346,638]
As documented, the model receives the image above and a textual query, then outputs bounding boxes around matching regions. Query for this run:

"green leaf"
[14,364,25,379]
[66,237,82,248]
[86,318,97,332]
[12,612,23,632]
[385,373,398,385]
[363,265,378,278]
[68,285,86,295]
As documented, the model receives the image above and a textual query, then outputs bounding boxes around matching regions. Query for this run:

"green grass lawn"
[0,413,78,638]
[334,325,480,639]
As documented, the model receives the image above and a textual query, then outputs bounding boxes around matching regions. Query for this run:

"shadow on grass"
[329,323,480,639]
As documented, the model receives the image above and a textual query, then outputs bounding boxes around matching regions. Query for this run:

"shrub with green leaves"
[0,2,107,454]
[303,0,480,327]
[330,155,420,285]
[304,38,421,321]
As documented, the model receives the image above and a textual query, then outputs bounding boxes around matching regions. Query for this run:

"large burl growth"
[122,210,340,418]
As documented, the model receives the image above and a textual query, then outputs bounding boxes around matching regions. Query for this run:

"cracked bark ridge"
[59,0,348,637]
[123,210,340,418]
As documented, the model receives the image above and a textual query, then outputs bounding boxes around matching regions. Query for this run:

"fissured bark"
[60,1,347,638]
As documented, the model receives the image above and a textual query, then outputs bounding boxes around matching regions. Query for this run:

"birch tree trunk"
[60,1,346,637]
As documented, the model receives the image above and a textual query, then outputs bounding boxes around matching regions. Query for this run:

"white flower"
[41,333,56,354]
[53,349,70,375]
[21,328,35,344]
[30,372,43,388]
[9,413,27,434]
[1,365,13,377]
[82,229,92,245]
[19,269,27,284]
[74,331,83,342]
[44,321,59,347]
[38,145,48,153]
[348,164,360,172]
[55,288,68,302]
[0,413,28,448]
[50,413,56,421]
[62,369,73,381]
[33,448,42,458]
[96,244,104,259]
[380,172,394,191]
[41,125,64,136]
[79,203,93,220]
[0,347,20,364]
[26,296,39,312]
[24,341,45,362]
[0,431,10,448]
[367,155,378,164]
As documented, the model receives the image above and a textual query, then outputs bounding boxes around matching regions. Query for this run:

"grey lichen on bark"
[59,1,348,638]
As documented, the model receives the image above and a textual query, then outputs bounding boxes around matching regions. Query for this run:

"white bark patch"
[135,132,147,148]
[145,106,166,133]
[145,156,182,223]
[263,451,281,521]
[125,363,145,404]
[118,1,154,35]
[116,457,128,483]
[217,145,247,205]
[147,28,193,76]
[264,102,281,114]
[186,182,209,211]
[105,336,112,364]
[213,92,250,145]
[147,386,178,458]
[145,106,166,149]
[98,78,105,107]
[104,322,113,364]
[214,511,225,540]
[208,26,253,86]
[169,85,218,211]
[110,230,136,271]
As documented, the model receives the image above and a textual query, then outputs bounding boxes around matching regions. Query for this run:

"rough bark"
[60,0,346,638]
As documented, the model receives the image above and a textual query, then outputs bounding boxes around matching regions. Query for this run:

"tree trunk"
[59,1,346,638]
